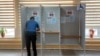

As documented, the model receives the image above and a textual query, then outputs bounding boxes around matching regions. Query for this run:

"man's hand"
[36,28,40,31]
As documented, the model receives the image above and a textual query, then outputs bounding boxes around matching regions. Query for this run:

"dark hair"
[30,16,34,20]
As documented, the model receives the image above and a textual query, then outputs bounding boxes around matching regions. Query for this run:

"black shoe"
[27,53,31,56]
[34,54,37,56]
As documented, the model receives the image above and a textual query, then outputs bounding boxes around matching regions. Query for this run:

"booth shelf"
[43,31,60,34]
[61,35,81,39]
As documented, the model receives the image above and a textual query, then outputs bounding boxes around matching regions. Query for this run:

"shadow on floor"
[61,49,84,56]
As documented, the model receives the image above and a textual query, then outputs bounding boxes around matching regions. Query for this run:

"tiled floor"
[0,49,100,56]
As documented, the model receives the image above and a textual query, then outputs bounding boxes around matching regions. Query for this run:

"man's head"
[30,16,35,20]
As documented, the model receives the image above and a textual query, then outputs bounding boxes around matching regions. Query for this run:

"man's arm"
[36,23,40,31]
[25,21,27,29]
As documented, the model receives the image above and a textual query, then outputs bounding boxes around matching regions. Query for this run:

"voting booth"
[60,5,85,49]
[41,5,61,55]
[20,5,42,56]
[20,4,85,56]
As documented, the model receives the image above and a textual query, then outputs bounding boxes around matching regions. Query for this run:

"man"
[25,16,40,56]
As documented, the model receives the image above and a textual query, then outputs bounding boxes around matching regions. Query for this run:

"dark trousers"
[25,31,37,56]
